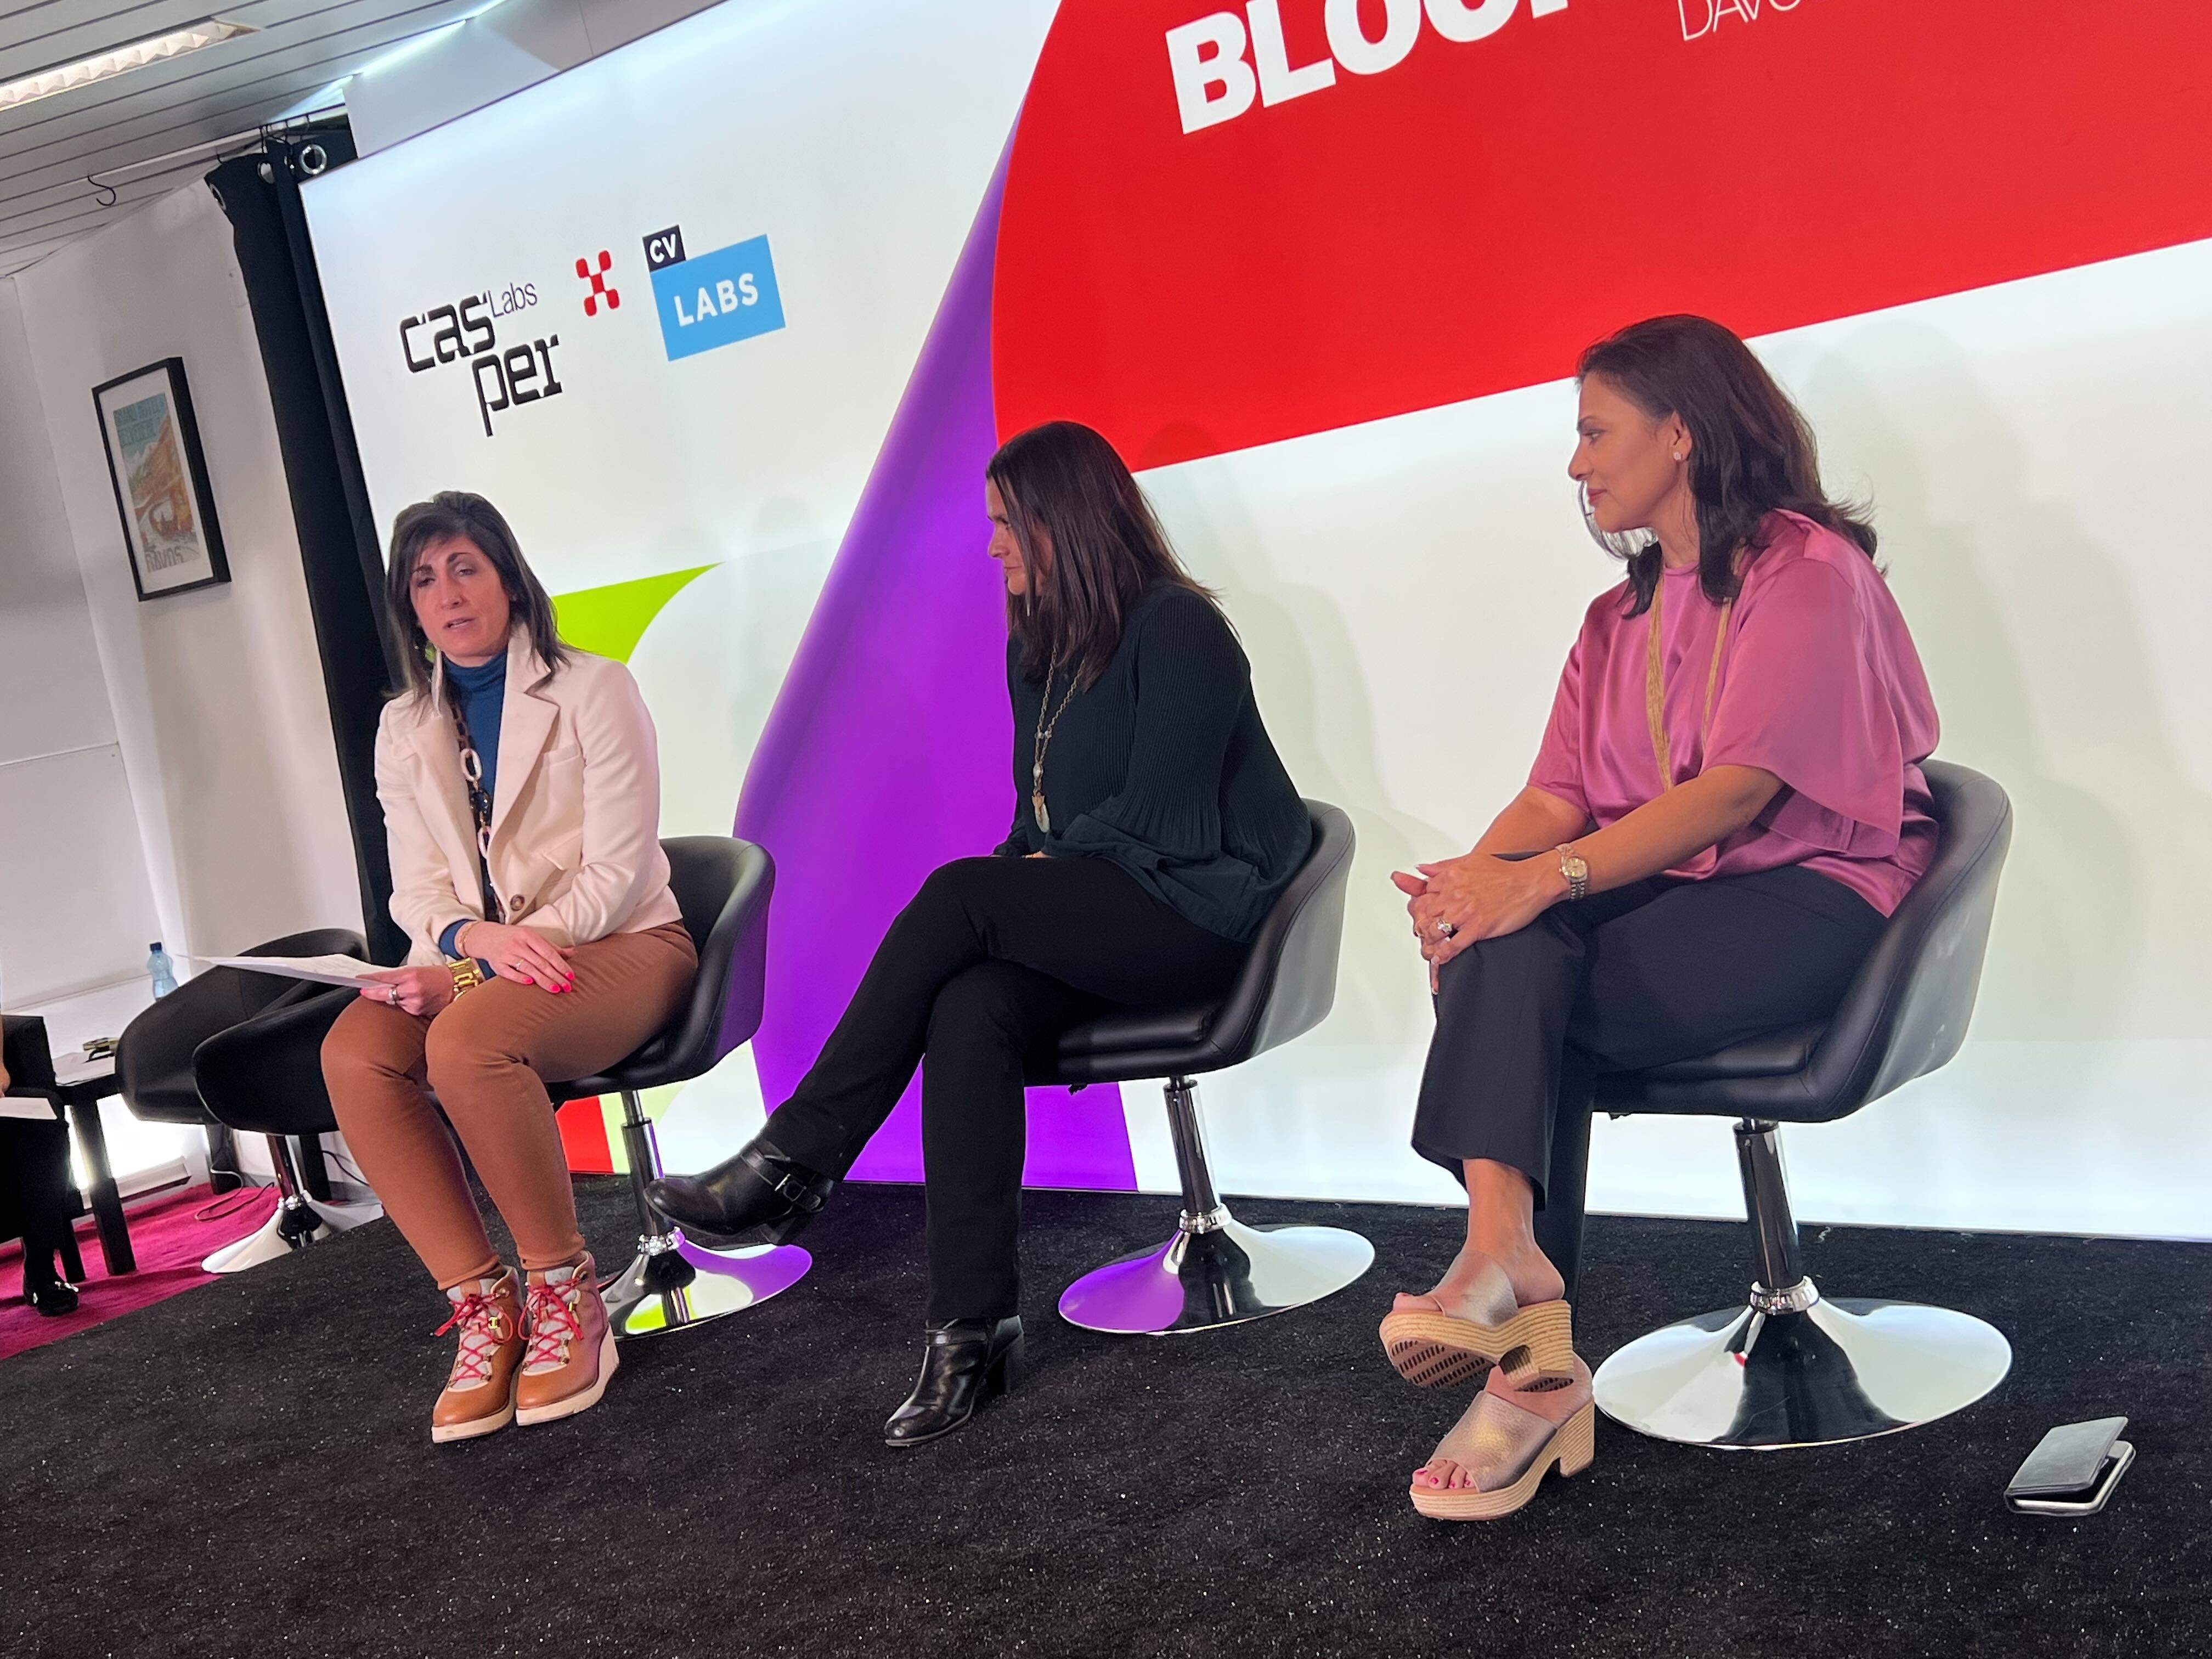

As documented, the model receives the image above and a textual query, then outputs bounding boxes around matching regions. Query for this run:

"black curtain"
[208,130,407,964]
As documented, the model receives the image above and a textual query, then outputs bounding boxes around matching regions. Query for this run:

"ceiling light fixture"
[0,17,259,114]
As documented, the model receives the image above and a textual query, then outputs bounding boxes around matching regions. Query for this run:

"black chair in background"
[1041,801,1370,1335]
[197,837,782,1341]
[108,985,245,1196]
[118,928,386,1273]
[1566,760,2015,1449]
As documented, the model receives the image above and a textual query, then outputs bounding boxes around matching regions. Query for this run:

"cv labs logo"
[642,224,786,362]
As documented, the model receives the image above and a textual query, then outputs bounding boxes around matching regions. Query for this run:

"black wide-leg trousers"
[762,856,1248,1322]
[1412,865,1886,1294]
[0,1116,77,1293]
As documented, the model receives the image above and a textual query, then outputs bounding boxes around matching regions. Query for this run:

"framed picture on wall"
[91,358,231,601]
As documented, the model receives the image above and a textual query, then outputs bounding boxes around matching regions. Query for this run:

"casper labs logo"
[397,286,565,439]
[642,224,786,361]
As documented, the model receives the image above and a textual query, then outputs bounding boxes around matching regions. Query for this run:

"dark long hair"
[382,491,568,696]
[988,421,1217,690]
[1577,315,1877,616]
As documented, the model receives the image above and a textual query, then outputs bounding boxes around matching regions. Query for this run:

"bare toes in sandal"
[1409,1359,1596,1521]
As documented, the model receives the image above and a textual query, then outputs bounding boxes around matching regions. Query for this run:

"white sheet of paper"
[53,1052,115,1087]
[199,953,386,989]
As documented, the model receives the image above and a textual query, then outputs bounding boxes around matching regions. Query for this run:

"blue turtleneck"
[437,650,508,961]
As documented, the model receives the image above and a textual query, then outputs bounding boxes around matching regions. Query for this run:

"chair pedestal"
[203,1135,382,1274]
[1058,1077,1372,1335]
[1593,1120,2010,1448]
[598,1088,810,1341]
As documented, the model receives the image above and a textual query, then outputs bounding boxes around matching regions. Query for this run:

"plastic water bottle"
[148,943,178,998]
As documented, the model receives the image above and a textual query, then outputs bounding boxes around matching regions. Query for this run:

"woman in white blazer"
[322,492,695,1443]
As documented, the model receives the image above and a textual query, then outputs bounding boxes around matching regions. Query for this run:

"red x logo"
[575,250,619,317]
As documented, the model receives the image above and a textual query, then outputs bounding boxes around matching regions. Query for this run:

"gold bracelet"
[448,957,487,998]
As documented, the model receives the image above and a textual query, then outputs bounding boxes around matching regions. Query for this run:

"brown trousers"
[322,922,696,1288]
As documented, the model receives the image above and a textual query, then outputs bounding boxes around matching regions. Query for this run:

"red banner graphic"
[993,0,2212,468]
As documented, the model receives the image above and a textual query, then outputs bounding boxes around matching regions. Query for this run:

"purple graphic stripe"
[731,146,1134,1189]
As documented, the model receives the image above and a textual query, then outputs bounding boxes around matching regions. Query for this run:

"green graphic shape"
[551,565,715,664]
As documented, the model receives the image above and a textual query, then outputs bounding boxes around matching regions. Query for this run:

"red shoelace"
[523,1278,584,1370]
[435,1291,511,1387]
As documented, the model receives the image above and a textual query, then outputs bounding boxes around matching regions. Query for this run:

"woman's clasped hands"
[1392,854,1565,989]
[359,920,577,1015]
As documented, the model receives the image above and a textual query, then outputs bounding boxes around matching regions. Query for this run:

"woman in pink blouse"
[1381,315,1938,1521]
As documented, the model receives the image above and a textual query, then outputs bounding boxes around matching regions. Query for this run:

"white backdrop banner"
[304,0,2212,1238]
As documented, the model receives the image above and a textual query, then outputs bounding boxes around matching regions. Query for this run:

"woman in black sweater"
[649,421,1310,1444]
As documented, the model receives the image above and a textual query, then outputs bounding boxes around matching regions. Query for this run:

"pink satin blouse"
[1528,510,1939,916]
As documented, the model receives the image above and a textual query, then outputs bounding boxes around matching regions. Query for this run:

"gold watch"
[448,957,488,998]
[1554,845,1589,904]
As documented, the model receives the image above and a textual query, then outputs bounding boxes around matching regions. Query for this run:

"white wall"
[14,182,365,971]
[0,281,162,1017]
[3,182,366,1182]
[1,278,181,1182]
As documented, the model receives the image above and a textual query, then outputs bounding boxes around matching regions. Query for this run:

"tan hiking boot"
[431,1268,524,1443]
[515,1255,618,1426]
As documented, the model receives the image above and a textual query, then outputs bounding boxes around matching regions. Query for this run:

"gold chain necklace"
[1030,650,1079,834]
[1644,574,1733,791]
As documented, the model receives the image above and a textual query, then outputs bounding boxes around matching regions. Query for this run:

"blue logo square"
[651,234,786,361]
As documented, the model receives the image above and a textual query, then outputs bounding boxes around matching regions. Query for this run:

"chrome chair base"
[601,1230,811,1340]
[598,1086,810,1340]
[1058,1206,1374,1335]
[202,1134,383,1274]
[1592,1283,2012,1449]
[201,1195,382,1274]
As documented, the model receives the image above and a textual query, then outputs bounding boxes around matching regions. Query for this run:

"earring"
[1672,450,1684,462]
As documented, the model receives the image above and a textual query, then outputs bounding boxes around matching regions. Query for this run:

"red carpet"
[0,1182,280,1362]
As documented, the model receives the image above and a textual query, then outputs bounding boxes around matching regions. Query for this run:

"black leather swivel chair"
[553,835,789,1340]
[1577,760,2015,1449]
[195,837,783,1340]
[117,928,386,1272]
[1041,801,1370,1334]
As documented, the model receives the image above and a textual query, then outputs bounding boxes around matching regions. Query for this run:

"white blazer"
[377,630,681,966]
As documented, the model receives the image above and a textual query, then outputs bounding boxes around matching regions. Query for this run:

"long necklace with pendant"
[1030,651,1079,834]
[448,687,500,920]
[1643,576,1734,791]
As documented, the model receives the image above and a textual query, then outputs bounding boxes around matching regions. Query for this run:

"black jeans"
[1412,865,1886,1293]
[763,855,1249,1322]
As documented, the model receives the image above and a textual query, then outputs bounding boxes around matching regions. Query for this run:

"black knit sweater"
[994,583,1312,943]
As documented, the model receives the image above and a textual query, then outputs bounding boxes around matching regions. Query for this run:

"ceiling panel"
[0,0,488,274]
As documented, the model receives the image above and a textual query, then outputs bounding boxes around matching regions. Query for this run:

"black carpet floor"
[6,1180,2208,1659]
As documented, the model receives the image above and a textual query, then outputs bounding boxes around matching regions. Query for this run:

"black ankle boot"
[884,1317,1024,1448]
[644,1137,836,1248]
[24,1257,78,1318]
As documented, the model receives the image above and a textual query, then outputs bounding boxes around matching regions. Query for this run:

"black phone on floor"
[2005,1417,2134,1516]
